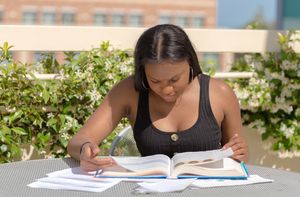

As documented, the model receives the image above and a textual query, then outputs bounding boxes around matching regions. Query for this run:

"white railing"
[1,25,300,79]
[25,72,256,80]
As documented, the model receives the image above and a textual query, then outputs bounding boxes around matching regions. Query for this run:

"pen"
[94,169,103,177]
[94,156,113,177]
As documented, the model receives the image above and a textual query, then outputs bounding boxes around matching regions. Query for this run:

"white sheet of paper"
[37,176,121,188]
[190,175,273,188]
[135,178,196,193]
[28,167,121,193]
[46,167,95,179]
[28,181,118,193]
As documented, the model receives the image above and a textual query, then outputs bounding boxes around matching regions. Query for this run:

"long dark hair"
[134,24,202,92]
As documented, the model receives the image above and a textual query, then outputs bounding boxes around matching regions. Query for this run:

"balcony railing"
[1,25,300,79]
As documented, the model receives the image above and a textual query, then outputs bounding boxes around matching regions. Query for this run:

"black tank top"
[133,74,222,157]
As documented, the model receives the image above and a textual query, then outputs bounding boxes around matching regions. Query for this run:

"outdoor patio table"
[0,157,299,197]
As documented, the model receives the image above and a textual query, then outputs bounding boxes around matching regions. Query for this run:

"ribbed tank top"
[133,74,222,157]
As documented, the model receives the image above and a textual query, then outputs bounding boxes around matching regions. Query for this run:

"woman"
[67,24,249,172]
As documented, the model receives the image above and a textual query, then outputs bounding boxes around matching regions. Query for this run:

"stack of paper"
[28,167,274,193]
[28,167,121,192]
[131,175,273,193]
[133,179,196,194]
[190,175,273,189]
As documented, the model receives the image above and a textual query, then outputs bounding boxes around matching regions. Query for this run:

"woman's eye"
[151,80,159,84]
[170,78,179,83]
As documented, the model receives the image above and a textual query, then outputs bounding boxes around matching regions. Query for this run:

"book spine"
[241,162,249,177]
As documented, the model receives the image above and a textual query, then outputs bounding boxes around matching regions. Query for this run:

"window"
[42,11,56,25]
[203,53,220,71]
[22,10,37,25]
[111,13,124,26]
[192,16,204,28]
[159,14,172,24]
[283,18,300,29]
[62,11,75,25]
[33,52,44,63]
[175,15,188,27]
[33,52,56,69]
[94,12,107,26]
[0,51,13,64]
[128,13,143,27]
[0,9,3,23]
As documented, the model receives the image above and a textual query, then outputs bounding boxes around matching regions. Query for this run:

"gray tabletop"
[0,158,300,197]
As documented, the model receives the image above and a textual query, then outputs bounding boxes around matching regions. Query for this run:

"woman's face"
[144,60,190,103]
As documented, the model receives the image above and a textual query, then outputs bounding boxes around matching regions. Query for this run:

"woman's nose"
[162,85,174,95]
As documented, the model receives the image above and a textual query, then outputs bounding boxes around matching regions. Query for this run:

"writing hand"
[79,142,116,172]
[222,134,248,162]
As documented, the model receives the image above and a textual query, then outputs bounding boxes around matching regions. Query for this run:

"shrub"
[1,31,299,162]
[0,42,133,162]
[229,31,300,158]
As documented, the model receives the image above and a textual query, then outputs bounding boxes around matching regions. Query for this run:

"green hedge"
[229,31,300,158]
[1,31,299,163]
[0,42,133,162]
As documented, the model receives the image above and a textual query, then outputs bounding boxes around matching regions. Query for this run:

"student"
[67,24,249,172]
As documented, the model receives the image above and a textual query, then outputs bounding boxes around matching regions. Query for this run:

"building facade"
[0,0,216,27]
[0,0,225,70]
[277,0,300,29]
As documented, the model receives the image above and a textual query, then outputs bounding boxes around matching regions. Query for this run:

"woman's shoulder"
[109,76,139,118]
[110,75,138,96]
[207,76,239,119]
[115,75,135,88]
[208,76,237,99]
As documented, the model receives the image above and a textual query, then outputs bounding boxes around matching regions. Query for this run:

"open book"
[95,149,249,179]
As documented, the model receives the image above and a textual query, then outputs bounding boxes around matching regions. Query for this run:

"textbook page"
[97,154,171,177]
[171,148,234,169]
[170,148,234,177]
[171,158,246,178]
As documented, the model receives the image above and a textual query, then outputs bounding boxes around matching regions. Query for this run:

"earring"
[141,80,148,90]
[189,67,194,82]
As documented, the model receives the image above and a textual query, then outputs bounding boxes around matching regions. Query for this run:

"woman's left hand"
[222,133,249,162]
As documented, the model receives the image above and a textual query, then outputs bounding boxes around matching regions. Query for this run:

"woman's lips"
[162,93,176,101]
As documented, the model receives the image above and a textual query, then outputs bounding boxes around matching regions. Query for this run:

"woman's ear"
[141,71,149,90]
[189,67,194,82]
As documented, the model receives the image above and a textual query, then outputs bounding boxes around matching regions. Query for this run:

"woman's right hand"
[79,142,115,172]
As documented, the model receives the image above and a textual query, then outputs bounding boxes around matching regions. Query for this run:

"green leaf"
[8,110,23,125]
[62,105,72,113]
[278,33,286,45]
[47,118,57,126]
[0,125,11,134]
[11,144,21,158]
[272,142,279,151]
[101,41,110,51]
[11,127,27,135]
[32,115,43,128]
[42,89,50,103]
[261,132,270,141]
[59,138,68,148]
[37,132,51,146]
[47,118,58,131]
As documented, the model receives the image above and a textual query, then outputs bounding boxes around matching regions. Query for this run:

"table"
[0,158,300,197]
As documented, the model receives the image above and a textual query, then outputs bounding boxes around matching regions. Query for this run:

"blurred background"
[1,0,300,172]
[1,0,296,71]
